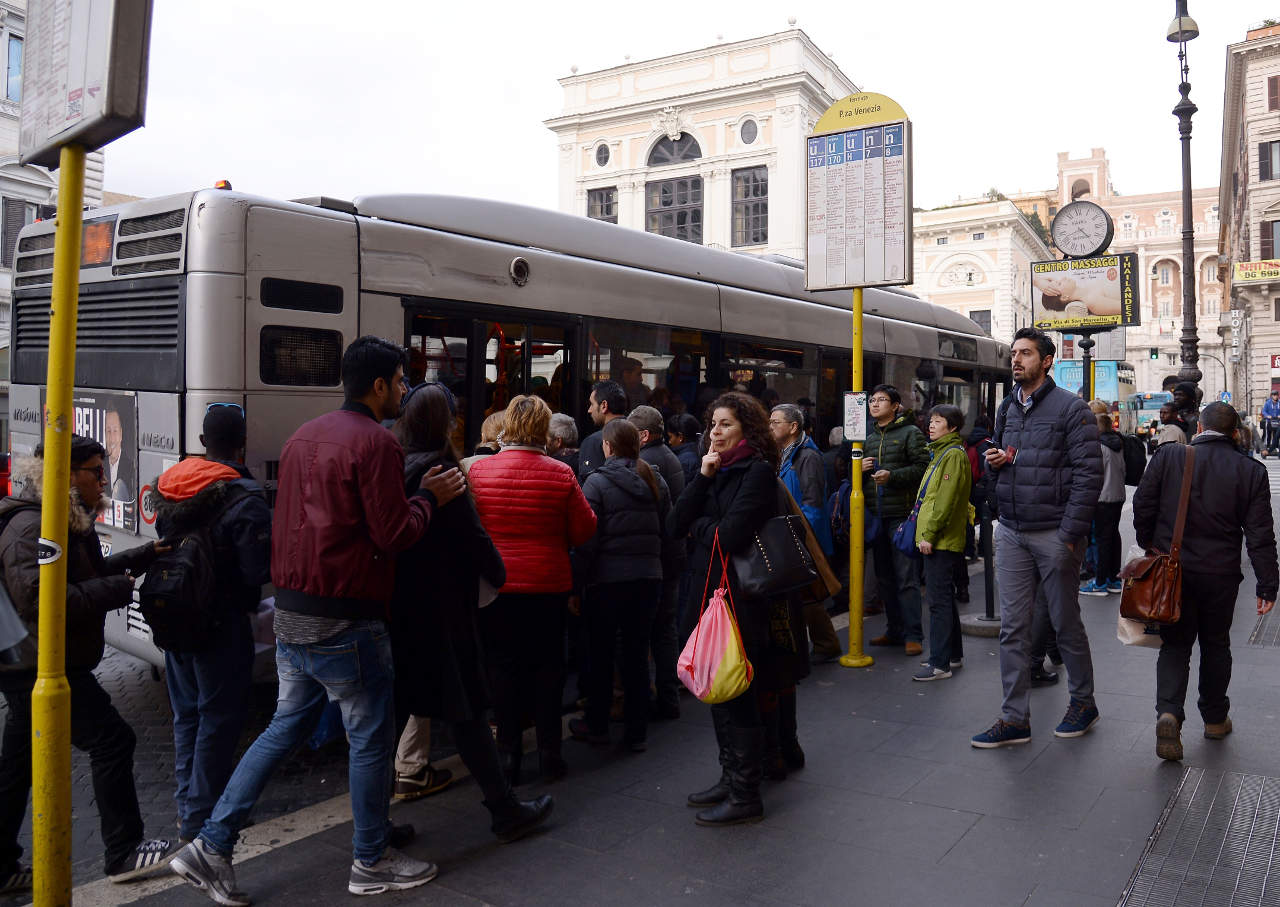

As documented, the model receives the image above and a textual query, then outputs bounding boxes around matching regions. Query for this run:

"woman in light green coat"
[913,405,972,682]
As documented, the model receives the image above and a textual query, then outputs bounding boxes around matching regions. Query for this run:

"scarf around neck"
[717,439,758,469]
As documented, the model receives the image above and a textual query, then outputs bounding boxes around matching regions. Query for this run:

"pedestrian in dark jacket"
[570,419,668,750]
[389,383,552,841]
[973,328,1103,750]
[670,392,786,827]
[150,405,272,848]
[1080,414,1125,596]
[1134,403,1278,761]
[470,394,597,784]
[863,385,930,655]
[548,413,580,476]
[0,436,172,892]
[578,379,627,482]
[172,337,467,902]
[666,413,702,486]
[629,405,686,720]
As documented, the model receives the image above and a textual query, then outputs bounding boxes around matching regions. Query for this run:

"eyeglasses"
[205,402,245,417]
[869,396,893,404]
[73,465,105,481]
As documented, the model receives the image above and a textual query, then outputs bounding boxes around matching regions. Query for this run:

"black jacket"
[0,457,156,685]
[578,427,607,482]
[1133,432,1278,600]
[639,439,687,574]
[669,456,780,651]
[576,458,667,586]
[992,377,1102,542]
[153,461,272,614]
[671,442,701,487]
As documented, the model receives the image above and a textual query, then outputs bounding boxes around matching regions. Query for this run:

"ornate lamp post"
[1169,1,1202,385]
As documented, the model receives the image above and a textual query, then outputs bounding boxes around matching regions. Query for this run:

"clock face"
[1051,201,1114,258]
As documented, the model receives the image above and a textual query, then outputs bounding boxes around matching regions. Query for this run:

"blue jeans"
[166,614,255,841]
[198,625,396,863]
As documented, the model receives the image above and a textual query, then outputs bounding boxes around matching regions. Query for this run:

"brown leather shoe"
[1204,717,1232,740]
[869,635,902,647]
[1156,712,1183,761]
[904,641,923,657]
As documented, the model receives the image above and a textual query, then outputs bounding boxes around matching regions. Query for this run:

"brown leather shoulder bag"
[1119,445,1194,624]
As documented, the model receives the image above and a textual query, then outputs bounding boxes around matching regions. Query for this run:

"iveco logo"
[12,407,40,425]
[141,432,176,451]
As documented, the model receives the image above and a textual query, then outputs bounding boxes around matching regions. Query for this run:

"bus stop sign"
[19,0,153,168]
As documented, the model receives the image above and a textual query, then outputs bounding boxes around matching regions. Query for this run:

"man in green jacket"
[913,405,972,681]
[863,385,930,655]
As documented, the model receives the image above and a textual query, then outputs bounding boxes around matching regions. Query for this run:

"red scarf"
[716,439,758,469]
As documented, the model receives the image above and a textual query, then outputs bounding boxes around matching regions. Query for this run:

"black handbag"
[731,513,818,599]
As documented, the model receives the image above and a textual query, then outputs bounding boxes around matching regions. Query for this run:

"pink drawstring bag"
[678,530,753,704]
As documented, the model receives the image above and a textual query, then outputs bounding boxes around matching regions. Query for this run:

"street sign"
[805,93,913,290]
[843,391,867,443]
[19,0,154,168]
[1220,391,1232,403]
[1031,254,1141,331]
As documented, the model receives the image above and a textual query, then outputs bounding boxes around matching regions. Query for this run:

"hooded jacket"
[576,457,668,586]
[0,457,156,683]
[992,376,1102,542]
[1098,430,1126,504]
[149,457,272,614]
[1133,432,1278,600]
[638,438,686,575]
[914,431,972,553]
[862,412,930,523]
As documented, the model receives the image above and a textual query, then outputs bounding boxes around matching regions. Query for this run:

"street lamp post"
[1169,1,1202,385]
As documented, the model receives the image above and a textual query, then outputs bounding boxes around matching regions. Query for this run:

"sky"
[104,0,1275,211]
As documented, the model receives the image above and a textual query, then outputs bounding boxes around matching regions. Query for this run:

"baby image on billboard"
[1031,253,1140,331]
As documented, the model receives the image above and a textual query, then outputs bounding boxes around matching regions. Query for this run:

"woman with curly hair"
[669,391,786,827]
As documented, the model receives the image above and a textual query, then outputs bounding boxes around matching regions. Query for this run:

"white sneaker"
[348,847,438,896]
[170,838,250,906]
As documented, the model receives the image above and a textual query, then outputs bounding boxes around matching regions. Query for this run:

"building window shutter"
[2,197,26,270]
[1263,220,1275,261]
[1262,143,1273,182]
[1270,76,1280,111]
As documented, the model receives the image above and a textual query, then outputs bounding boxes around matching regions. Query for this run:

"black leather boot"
[687,708,733,806]
[761,697,787,781]
[695,727,764,826]
[778,689,804,771]
[484,792,554,843]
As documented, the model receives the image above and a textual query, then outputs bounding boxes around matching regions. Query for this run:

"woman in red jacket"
[470,395,597,783]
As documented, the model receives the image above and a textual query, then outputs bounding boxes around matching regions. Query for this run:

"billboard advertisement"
[1233,260,1280,283]
[1031,253,1140,331]
[38,388,139,533]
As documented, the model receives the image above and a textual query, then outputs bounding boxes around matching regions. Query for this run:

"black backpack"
[1121,434,1147,486]
[138,485,253,652]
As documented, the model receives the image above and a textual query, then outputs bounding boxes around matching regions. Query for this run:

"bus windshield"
[1131,392,1173,410]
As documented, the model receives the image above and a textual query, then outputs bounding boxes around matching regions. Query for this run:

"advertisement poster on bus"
[39,388,139,533]
[1031,253,1140,331]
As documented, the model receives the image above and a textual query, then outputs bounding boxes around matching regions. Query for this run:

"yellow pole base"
[839,652,874,668]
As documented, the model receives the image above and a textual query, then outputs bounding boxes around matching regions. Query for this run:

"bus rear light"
[81,221,113,266]
[215,180,232,190]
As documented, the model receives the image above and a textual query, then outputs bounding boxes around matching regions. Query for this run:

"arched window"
[648,133,702,167]
[1070,179,1091,200]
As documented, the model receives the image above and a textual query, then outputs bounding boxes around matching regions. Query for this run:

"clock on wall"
[1050,200,1114,258]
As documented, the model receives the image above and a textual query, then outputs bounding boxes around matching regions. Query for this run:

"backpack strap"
[992,394,1015,447]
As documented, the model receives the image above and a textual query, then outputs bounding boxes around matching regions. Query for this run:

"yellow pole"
[32,143,85,906]
[841,287,873,668]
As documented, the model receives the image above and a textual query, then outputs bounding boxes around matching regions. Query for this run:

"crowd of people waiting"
[0,328,1276,903]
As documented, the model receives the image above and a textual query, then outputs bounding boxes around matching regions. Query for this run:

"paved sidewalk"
[23,462,1280,906]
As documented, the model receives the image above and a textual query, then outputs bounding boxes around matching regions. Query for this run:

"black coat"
[578,428,605,482]
[1133,432,1278,600]
[639,440,687,575]
[992,377,1102,543]
[391,451,506,721]
[671,441,701,486]
[576,458,667,587]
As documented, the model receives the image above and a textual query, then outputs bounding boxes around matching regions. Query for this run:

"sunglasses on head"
[205,402,245,417]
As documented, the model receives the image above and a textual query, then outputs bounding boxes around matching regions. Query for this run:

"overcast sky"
[105,0,1270,210]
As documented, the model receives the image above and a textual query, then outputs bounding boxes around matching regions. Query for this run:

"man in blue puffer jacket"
[971,328,1103,749]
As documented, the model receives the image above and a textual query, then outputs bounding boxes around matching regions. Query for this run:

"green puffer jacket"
[914,431,972,553]
[862,413,930,523]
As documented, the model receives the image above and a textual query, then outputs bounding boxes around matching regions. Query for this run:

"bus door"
[404,305,578,454]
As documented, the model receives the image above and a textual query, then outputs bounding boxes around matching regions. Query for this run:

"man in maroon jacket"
[171,337,465,905]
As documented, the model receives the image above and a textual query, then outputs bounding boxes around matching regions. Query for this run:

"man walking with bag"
[972,328,1103,748]
[1132,402,1277,761]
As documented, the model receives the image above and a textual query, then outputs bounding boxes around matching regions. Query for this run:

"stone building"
[1219,22,1280,421]
[544,28,856,259]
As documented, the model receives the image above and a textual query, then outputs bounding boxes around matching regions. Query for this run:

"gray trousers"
[995,525,1095,725]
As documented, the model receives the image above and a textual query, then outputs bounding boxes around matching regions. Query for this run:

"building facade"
[545,29,856,259]
[1219,23,1280,422]
[908,200,1050,344]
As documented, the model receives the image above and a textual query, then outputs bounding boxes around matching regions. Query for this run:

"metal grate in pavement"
[1119,767,1280,906]
[1249,610,1280,648]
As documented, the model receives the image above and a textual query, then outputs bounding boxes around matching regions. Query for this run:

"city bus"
[7,189,1011,668]
[1051,359,1137,433]
[1124,391,1174,450]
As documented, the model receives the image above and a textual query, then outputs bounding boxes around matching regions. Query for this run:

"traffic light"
[1149,347,1159,360]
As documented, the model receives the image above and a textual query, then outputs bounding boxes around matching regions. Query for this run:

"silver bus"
[8,189,1011,668]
